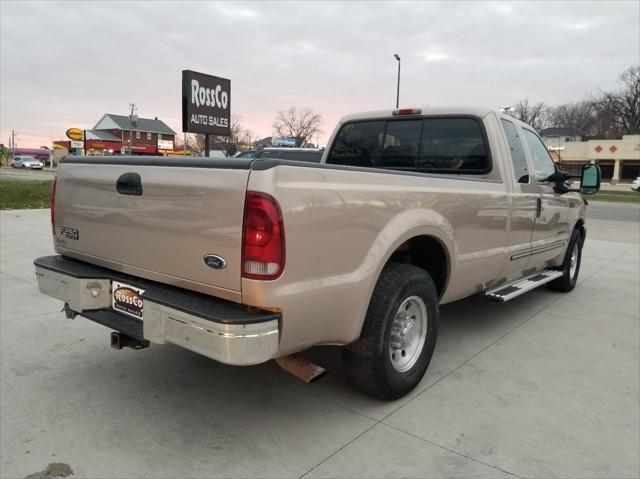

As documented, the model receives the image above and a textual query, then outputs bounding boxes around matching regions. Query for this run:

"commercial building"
[544,134,640,183]
[540,127,585,146]
[55,114,177,156]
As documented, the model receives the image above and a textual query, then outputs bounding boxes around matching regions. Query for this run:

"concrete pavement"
[1,208,638,478]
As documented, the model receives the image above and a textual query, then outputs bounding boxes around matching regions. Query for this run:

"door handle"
[116,172,143,196]
[536,197,542,218]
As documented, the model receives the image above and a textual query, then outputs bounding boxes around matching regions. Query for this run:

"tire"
[548,228,583,292]
[343,263,439,400]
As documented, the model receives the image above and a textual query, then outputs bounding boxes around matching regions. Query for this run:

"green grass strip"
[0,180,53,210]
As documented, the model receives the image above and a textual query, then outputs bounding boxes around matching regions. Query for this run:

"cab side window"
[500,119,529,183]
[522,129,556,183]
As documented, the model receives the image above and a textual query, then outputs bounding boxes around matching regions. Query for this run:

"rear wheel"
[343,263,439,400]
[548,228,583,292]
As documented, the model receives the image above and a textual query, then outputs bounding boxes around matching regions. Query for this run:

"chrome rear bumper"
[34,255,279,366]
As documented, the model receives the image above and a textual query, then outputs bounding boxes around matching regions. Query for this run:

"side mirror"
[580,164,601,195]
[550,169,572,193]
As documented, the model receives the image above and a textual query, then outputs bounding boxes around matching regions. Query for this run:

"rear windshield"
[326,117,490,174]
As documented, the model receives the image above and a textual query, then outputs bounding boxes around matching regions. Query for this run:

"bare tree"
[237,128,255,148]
[600,65,640,135]
[228,115,244,150]
[546,100,594,134]
[207,115,246,156]
[544,99,621,138]
[505,65,638,139]
[545,97,628,140]
[510,99,548,131]
[174,133,202,154]
[190,134,206,155]
[273,107,322,147]
[180,115,248,157]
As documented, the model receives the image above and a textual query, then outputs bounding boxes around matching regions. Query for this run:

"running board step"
[485,269,564,303]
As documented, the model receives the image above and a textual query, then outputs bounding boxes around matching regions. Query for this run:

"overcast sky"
[1,0,639,148]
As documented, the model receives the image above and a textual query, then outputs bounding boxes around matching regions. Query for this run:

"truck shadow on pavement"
[51,286,562,419]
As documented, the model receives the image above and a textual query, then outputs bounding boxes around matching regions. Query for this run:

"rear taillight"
[242,191,285,280]
[50,176,57,234]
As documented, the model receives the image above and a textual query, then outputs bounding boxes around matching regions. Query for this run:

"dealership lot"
[1,208,638,478]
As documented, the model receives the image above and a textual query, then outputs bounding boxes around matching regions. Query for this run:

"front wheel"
[343,263,439,400]
[548,228,583,292]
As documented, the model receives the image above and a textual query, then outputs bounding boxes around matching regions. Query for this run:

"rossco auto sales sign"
[182,70,230,136]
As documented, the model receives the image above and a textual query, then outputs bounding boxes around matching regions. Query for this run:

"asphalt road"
[1,209,639,479]
[586,201,639,244]
[0,167,55,181]
[587,200,640,222]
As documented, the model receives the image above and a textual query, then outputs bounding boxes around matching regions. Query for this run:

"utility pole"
[394,54,401,108]
[11,129,16,153]
[128,102,137,155]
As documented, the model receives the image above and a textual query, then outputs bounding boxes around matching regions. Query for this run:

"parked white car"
[631,177,640,192]
[11,156,44,169]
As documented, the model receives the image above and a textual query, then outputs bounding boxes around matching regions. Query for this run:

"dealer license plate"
[112,281,145,320]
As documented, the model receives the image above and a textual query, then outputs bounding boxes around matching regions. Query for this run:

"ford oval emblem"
[203,254,227,269]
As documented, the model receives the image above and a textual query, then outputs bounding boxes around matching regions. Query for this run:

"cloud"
[487,2,514,16]
[217,3,258,19]
[422,47,449,62]
[563,21,593,31]
[1,1,638,147]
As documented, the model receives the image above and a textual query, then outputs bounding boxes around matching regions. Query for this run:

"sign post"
[182,70,231,157]
[66,128,84,156]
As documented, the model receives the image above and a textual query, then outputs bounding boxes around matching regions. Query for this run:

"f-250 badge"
[60,226,79,240]
[203,254,227,269]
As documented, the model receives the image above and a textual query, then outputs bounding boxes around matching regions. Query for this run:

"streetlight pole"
[394,54,401,108]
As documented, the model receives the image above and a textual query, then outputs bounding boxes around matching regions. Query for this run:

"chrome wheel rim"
[569,243,579,278]
[388,295,428,372]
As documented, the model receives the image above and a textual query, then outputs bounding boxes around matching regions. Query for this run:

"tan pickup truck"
[34,106,601,399]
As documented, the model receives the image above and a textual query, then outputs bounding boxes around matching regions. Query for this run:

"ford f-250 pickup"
[34,106,601,399]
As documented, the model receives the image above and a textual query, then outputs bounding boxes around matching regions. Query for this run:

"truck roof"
[339,106,495,123]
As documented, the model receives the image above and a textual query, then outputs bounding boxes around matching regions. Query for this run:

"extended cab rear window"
[327,117,491,174]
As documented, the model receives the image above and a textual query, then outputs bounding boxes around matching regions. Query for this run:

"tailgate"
[53,157,251,300]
